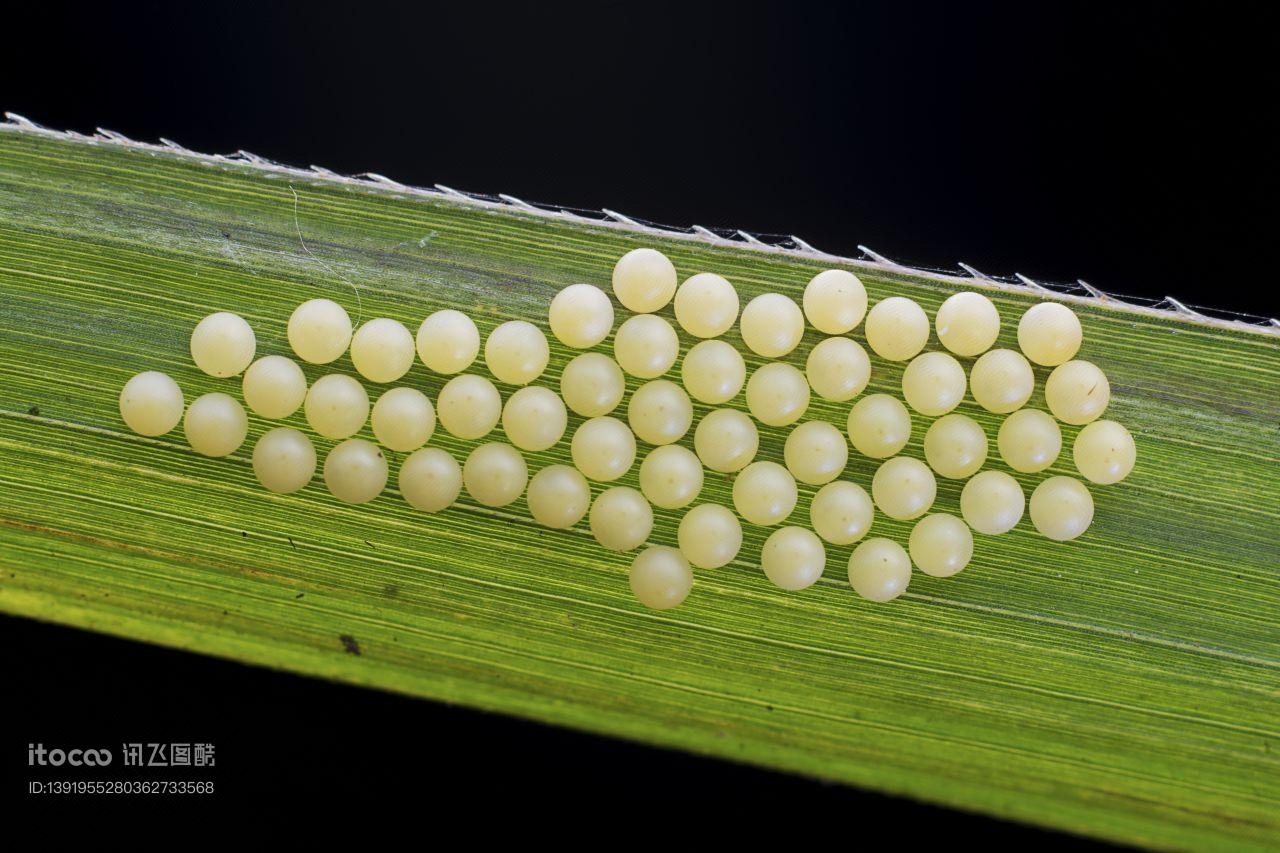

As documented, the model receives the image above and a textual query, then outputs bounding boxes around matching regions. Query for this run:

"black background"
[1,0,1267,840]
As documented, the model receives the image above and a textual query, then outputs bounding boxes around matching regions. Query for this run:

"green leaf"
[1,124,1277,849]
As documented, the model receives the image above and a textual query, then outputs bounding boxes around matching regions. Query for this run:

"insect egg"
[416,309,480,375]
[590,487,653,552]
[935,291,1000,356]
[119,370,184,436]
[304,374,370,440]
[612,248,678,313]
[681,340,746,404]
[627,380,694,445]
[805,337,871,402]
[673,273,739,338]
[630,546,693,610]
[190,311,256,377]
[571,416,637,482]
[323,438,388,504]
[960,470,1025,534]
[923,414,988,479]
[485,320,550,386]
[783,421,849,486]
[846,394,912,459]
[901,351,967,416]
[740,293,805,358]
[908,513,973,577]
[436,374,502,439]
[548,283,615,349]
[809,481,874,545]
[1072,419,1136,485]
[370,387,436,452]
[677,504,743,569]
[526,465,592,528]
[560,353,626,417]
[183,392,248,457]
[614,314,680,379]
[864,297,929,362]
[847,538,912,602]
[252,427,316,494]
[802,269,867,335]
[463,442,528,507]
[997,409,1061,473]
[693,409,759,473]
[1045,360,1111,425]
[1017,302,1082,367]
[745,362,810,427]
[761,527,827,591]
[639,445,704,509]
[968,349,1035,414]
[398,447,463,512]
[501,386,568,452]
[350,318,415,384]
[1029,476,1095,541]
[732,461,798,526]
[242,355,308,420]
[871,456,937,520]
[287,299,352,365]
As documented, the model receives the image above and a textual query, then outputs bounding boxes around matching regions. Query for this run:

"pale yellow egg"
[119,371,184,436]
[783,421,849,486]
[590,487,653,552]
[485,320,550,386]
[745,362,810,427]
[761,527,826,591]
[612,248,677,313]
[693,409,759,473]
[809,481,874,545]
[732,461,797,526]
[463,442,528,507]
[846,394,912,459]
[323,438,388,504]
[1072,419,1136,485]
[677,504,743,569]
[740,293,805,358]
[847,538,912,602]
[627,380,694,445]
[350,318,415,384]
[630,546,693,609]
[923,414,988,479]
[681,340,746,404]
[436,374,502,440]
[805,337,871,402]
[864,297,929,362]
[559,353,626,417]
[415,309,480,375]
[803,269,867,335]
[969,348,1035,414]
[673,273,739,338]
[398,447,462,512]
[548,283,615,349]
[571,416,637,482]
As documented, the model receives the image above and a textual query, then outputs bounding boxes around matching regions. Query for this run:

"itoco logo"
[28,744,113,766]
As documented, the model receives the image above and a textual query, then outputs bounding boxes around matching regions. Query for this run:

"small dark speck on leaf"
[294,592,304,600]
[383,583,399,598]
[365,540,376,551]
[287,536,296,550]
[241,531,247,537]
[221,230,232,239]
[27,406,39,416]
[221,610,228,616]
[766,705,774,712]
[339,634,361,655]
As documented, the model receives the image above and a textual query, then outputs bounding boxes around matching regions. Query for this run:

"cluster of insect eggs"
[118,247,1135,610]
